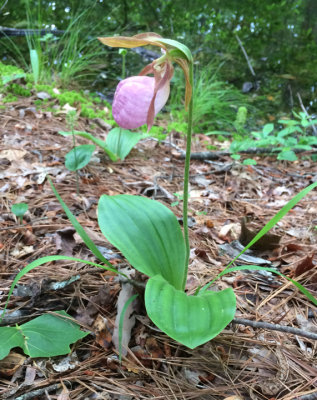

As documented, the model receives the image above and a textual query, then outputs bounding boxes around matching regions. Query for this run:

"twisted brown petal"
[98,32,166,51]
[139,62,155,76]
[146,62,174,130]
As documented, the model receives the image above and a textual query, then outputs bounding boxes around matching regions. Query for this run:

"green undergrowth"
[169,61,254,134]
[0,62,115,121]
[0,62,24,77]
[2,94,18,103]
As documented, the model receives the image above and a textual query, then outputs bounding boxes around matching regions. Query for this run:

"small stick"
[178,147,317,160]
[294,393,317,400]
[13,383,66,400]
[0,0,8,14]
[297,92,317,136]
[235,33,256,77]
[232,317,317,341]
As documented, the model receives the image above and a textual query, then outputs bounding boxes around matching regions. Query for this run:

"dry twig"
[233,318,317,341]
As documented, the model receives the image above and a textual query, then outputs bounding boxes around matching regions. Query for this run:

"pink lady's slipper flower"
[98,33,192,131]
[112,62,173,130]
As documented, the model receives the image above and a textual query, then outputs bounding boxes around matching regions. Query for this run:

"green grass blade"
[30,49,40,84]
[216,265,317,306]
[48,178,117,268]
[202,181,317,292]
[0,255,124,321]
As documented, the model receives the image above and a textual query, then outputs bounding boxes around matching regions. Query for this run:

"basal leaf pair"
[59,128,144,162]
[96,182,317,348]
[98,194,236,349]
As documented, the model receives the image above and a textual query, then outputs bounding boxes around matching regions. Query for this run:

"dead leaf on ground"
[0,149,27,161]
[112,276,138,357]
[92,314,113,350]
[55,227,76,256]
[218,222,240,242]
[239,217,281,250]
[294,254,317,282]
[77,284,117,326]
[0,352,25,377]
[57,384,70,400]
[51,352,80,373]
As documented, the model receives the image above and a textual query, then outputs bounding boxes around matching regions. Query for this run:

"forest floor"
[0,97,317,400]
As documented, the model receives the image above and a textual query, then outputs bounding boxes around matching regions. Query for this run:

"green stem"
[122,54,126,79]
[181,62,194,290]
[72,131,80,196]
[75,171,80,196]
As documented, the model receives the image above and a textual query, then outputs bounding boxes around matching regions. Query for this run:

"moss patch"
[2,94,18,103]
[0,62,113,121]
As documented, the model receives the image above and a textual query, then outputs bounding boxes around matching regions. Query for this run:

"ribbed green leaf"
[65,144,95,171]
[98,195,186,290]
[0,311,89,360]
[145,275,236,349]
[0,327,25,360]
[21,311,89,358]
[105,128,144,160]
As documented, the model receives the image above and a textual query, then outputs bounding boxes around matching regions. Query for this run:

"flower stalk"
[181,62,194,290]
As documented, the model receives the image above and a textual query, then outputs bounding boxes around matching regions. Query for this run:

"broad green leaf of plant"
[65,144,95,171]
[98,195,186,290]
[0,327,25,360]
[300,136,317,145]
[0,311,89,360]
[263,123,274,136]
[11,202,28,218]
[105,128,144,160]
[278,119,299,126]
[145,275,236,349]
[278,126,301,137]
[293,145,312,151]
[243,158,257,165]
[304,120,317,127]
[59,131,118,161]
[277,150,297,161]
